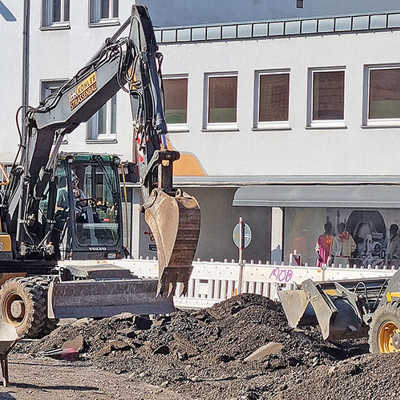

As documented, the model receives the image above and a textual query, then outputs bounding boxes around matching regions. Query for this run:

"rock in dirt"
[117,327,137,338]
[133,315,152,330]
[71,318,91,327]
[62,334,85,352]
[110,312,134,322]
[244,343,283,361]
[97,340,131,356]
[153,344,170,355]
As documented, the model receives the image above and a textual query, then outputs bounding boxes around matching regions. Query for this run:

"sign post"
[233,217,252,295]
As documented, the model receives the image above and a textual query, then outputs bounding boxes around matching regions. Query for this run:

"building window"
[87,96,117,141]
[41,79,67,101]
[255,71,290,129]
[41,0,70,28]
[163,76,188,132]
[308,68,345,128]
[204,73,238,131]
[89,0,119,25]
[365,66,400,127]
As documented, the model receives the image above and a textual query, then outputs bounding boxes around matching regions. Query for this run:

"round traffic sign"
[233,223,252,248]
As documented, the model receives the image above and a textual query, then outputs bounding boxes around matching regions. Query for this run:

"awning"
[233,185,400,208]
[123,175,400,188]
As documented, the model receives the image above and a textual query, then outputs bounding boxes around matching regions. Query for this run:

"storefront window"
[284,207,400,268]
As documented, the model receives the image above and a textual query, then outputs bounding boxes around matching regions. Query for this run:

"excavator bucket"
[144,189,201,297]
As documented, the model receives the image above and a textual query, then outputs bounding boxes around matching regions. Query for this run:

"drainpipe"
[21,0,30,141]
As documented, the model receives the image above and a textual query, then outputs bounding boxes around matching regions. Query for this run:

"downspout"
[16,0,30,245]
[21,0,30,140]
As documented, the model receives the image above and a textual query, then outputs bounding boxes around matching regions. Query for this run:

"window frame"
[363,64,400,128]
[163,74,189,133]
[86,96,118,143]
[307,67,346,129]
[203,72,239,132]
[89,0,120,27]
[40,78,69,101]
[41,0,70,30]
[254,69,291,131]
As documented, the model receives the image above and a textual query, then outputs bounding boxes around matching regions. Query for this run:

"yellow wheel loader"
[278,273,400,353]
[0,5,200,338]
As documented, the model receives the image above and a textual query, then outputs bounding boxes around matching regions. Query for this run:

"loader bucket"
[144,189,200,297]
[278,279,377,341]
[47,277,175,319]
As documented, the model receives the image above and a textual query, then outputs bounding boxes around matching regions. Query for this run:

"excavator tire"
[369,301,400,354]
[0,276,58,338]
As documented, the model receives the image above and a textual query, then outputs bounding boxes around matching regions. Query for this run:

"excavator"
[0,5,200,337]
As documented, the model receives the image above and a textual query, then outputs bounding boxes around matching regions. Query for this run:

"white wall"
[160,30,400,177]
[0,1,23,163]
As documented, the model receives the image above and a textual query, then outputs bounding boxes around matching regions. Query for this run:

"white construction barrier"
[111,258,398,310]
[59,258,398,309]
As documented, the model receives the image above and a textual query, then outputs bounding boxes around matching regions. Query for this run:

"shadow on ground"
[0,393,15,400]
[10,382,99,392]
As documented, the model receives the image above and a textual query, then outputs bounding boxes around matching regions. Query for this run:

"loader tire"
[0,277,58,338]
[369,301,400,354]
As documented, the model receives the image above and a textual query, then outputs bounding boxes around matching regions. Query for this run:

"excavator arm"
[4,5,200,297]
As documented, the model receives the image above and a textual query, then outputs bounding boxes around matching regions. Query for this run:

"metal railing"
[154,11,400,44]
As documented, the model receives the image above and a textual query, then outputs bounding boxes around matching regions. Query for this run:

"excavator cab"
[47,153,124,261]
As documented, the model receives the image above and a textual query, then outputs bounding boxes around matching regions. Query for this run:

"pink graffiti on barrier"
[269,267,294,283]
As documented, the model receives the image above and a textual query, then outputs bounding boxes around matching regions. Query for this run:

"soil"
[0,353,189,400]
[268,353,400,400]
[12,293,385,400]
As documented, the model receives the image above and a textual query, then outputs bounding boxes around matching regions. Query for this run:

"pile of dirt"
[20,294,369,400]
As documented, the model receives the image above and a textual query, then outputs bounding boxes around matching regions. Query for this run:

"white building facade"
[3,2,400,266]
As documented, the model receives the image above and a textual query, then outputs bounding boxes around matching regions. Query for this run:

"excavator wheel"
[0,276,58,338]
[369,302,400,354]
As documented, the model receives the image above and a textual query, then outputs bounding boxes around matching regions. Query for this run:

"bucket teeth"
[156,279,175,298]
[145,189,200,297]
[177,282,186,297]
[156,268,193,298]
